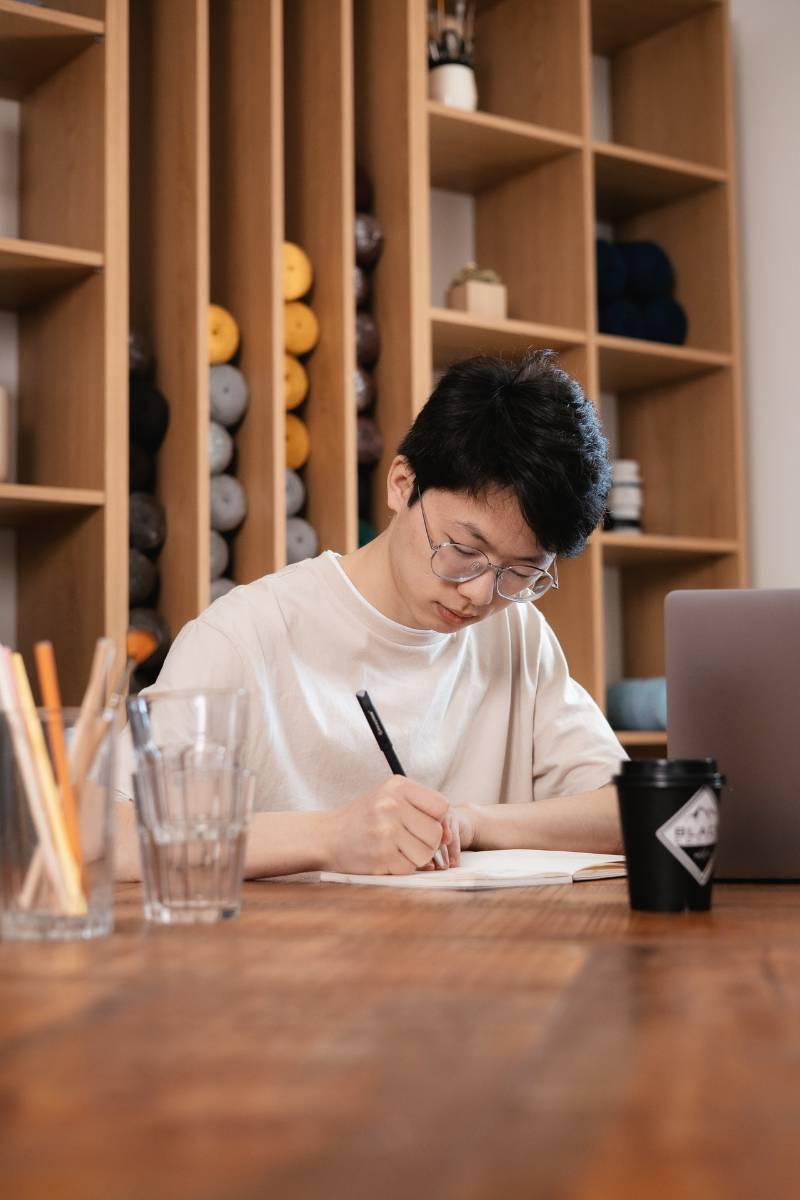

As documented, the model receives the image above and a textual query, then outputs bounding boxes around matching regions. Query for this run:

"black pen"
[355,689,446,869]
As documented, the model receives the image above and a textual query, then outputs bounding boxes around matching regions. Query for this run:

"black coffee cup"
[614,758,725,912]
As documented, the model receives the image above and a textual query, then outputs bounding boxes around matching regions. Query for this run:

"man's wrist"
[312,808,338,872]
[458,802,485,851]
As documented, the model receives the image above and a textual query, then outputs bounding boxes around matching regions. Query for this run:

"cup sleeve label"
[655,785,719,886]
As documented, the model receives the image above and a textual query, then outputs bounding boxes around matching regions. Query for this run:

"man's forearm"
[470,785,622,854]
[113,800,334,881]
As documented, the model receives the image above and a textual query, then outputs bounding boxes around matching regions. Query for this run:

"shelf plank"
[591,0,721,57]
[598,532,739,566]
[0,0,103,100]
[0,236,102,307]
[428,102,581,192]
[594,141,726,221]
[0,483,104,525]
[432,307,584,365]
[617,730,668,748]
[597,334,731,393]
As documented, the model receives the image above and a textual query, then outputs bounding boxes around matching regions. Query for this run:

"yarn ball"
[619,240,674,300]
[596,239,627,304]
[598,299,646,340]
[642,297,688,346]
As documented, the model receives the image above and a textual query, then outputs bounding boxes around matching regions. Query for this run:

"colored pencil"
[34,641,83,868]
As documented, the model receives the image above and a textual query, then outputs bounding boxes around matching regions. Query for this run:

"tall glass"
[127,689,253,923]
[0,708,116,940]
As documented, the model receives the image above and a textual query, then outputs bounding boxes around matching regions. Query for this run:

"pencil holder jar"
[0,707,116,940]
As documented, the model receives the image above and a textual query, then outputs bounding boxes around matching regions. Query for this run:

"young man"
[115,351,625,880]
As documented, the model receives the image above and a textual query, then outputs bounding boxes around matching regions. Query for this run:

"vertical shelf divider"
[103,0,130,668]
[130,0,210,634]
[210,0,285,580]
[284,0,356,555]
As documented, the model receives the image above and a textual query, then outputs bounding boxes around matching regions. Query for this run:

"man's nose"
[457,570,496,607]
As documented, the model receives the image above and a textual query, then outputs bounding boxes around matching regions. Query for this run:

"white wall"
[730,0,800,586]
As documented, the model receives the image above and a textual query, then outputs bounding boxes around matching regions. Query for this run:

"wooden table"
[2,880,800,1199]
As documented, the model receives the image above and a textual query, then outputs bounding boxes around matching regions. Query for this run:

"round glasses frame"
[416,486,559,603]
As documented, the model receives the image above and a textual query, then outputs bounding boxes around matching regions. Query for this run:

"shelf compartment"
[130,0,210,634]
[598,334,730,393]
[211,0,285,580]
[19,19,105,253]
[604,182,732,355]
[0,0,102,101]
[356,0,430,527]
[597,3,726,169]
[594,141,726,222]
[285,0,356,557]
[613,553,742,679]
[432,307,584,368]
[0,236,101,308]
[0,482,104,525]
[476,150,588,330]
[473,0,582,135]
[599,532,739,567]
[592,1,720,56]
[613,369,742,541]
[429,103,580,193]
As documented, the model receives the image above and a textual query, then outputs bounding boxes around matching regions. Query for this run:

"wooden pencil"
[69,637,115,786]
[34,641,83,868]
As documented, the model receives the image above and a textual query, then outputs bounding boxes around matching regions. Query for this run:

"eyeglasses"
[416,486,559,603]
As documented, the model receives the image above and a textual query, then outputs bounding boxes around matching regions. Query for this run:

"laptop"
[665,588,800,880]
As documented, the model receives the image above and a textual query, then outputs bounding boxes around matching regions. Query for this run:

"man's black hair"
[397,350,611,558]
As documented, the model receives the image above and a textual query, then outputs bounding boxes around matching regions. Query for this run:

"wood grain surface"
[2,880,799,1199]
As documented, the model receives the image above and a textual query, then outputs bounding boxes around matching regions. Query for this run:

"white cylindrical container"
[608,459,643,532]
[428,63,478,112]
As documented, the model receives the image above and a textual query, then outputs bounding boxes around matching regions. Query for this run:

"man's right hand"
[320,776,450,875]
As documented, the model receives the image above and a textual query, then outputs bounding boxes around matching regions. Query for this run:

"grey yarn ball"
[210,529,229,580]
[210,364,249,427]
[209,420,234,474]
[210,577,236,602]
[286,516,319,564]
[210,474,247,532]
[285,468,305,517]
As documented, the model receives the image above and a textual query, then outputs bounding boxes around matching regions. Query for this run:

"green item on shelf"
[449,262,503,288]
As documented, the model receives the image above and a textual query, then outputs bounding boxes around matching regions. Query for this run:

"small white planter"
[447,279,507,320]
[428,63,478,112]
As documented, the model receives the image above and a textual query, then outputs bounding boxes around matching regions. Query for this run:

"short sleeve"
[113,616,255,801]
[532,618,627,799]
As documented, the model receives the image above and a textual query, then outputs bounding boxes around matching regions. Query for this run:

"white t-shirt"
[135,551,625,811]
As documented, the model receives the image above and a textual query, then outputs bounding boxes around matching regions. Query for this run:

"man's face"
[386,466,550,634]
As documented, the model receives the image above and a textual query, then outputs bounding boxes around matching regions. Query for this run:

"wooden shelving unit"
[0,0,126,702]
[111,0,744,740]
[355,0,745,733]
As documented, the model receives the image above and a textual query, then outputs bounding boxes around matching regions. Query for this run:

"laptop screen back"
[665,588,800,880]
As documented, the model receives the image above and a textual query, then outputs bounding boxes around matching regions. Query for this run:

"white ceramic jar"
[608,459,643,532]
[428,63,478,112]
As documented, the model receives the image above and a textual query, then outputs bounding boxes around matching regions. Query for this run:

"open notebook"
[317,849,626,891]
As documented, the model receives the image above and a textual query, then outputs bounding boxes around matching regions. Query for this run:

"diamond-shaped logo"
[655,785,719,886]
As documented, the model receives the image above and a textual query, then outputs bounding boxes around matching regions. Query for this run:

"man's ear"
[386,455,415,515]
